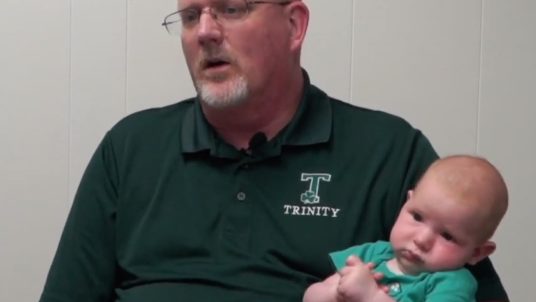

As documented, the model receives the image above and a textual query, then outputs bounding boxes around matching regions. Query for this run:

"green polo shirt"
[40,73,507,302]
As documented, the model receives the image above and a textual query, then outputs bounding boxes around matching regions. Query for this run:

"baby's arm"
[303,273,340,302]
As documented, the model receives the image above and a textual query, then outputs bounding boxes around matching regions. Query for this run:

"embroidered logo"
[283,173,340,218]
[300,173,331,204]
[388,283,401,295]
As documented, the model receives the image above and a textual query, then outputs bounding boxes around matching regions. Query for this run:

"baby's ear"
[406,190,414,201]
[468,241,496,265]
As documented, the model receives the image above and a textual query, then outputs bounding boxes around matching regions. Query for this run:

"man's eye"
[180,10,199,24]
[220,5,245,17]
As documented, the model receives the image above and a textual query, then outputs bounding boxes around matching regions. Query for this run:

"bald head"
[417,155,509,242]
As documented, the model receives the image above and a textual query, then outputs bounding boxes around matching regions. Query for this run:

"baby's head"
[389,155,508,275]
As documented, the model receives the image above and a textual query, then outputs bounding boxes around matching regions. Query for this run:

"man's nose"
[413,228,435,251]
[197,10,223,45]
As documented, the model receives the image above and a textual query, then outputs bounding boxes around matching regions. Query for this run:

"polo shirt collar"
[180,96,215,154]
[281,70,332,146]
[180,69,332,156]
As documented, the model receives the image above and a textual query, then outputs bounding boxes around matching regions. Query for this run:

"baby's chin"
[388,257,425,276]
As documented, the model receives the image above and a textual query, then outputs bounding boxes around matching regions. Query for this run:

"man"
[40,0,509,301]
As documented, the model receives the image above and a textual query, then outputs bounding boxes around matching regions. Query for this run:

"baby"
[303,155,508,302]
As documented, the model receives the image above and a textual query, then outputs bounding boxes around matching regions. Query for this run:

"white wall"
[1,0,534,301]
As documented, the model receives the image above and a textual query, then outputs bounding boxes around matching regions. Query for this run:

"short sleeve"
[39,133,119,302]
[329,241,392,271]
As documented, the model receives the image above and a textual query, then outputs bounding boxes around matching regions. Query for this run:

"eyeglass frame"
[161,0,294,35]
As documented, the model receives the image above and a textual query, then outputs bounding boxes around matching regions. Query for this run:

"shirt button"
[237,192,246,201]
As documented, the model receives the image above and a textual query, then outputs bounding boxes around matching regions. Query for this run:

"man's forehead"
[179,0,222,6]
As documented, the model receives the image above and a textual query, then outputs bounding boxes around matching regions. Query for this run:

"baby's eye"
[411,211,423,222]
[441,232,454,242]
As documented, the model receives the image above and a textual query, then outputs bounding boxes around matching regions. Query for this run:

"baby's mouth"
[401,249,423,264]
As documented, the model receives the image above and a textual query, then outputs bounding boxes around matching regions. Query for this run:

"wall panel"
[352,0,482,155]
[302,0,354,101]
[0,1,70,300]
[127,0,195,113]
[479,1,536,301]
[69,0,128,201]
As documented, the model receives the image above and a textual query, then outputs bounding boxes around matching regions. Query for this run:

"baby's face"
[389,178,485,275]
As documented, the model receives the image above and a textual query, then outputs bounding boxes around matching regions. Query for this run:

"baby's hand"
[345,256,389,293]
[336,256,387,302]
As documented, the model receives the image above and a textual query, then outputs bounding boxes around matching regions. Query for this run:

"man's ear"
[286,1,309,52]
[468,241,496,265]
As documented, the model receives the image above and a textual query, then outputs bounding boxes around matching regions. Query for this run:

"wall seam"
[124,0,129,115]
[349,0,356,101]
[476,0,485,153]
[67,0,73,205]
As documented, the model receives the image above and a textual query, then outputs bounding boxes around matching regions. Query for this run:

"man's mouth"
[202,58,231,70]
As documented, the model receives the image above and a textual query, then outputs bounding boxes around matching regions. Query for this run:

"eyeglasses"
[162,0,293,35]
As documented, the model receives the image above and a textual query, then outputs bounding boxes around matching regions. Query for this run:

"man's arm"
[303,274,340,302]
[467,257,509,302]
[40,134,118,302]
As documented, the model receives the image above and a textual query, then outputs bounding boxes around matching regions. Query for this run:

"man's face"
[179,0,293,108]
[389,177,484,275]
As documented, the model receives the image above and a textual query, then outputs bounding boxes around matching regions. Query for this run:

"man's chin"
[197,89,247,109]
[195,77,249,108]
